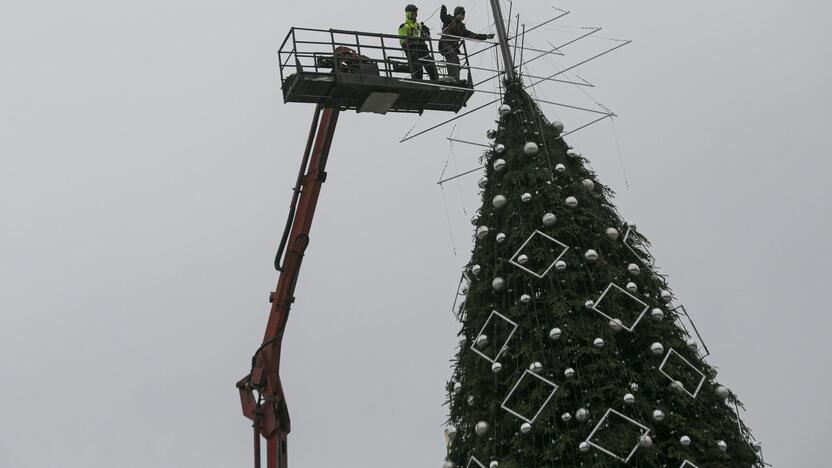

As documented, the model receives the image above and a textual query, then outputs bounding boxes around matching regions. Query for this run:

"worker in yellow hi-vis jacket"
[398,4,438,80]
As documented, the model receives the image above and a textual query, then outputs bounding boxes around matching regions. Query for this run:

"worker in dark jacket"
[439,5,494,81]
[399,4,438,81]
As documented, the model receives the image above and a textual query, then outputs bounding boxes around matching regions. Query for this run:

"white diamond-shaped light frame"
[585,408,651,463]
[466,456,486,468]
[680,461,700,468]
[470,310,518,364]
[591,282,650,332]
[508,230,569,278]
[500,370,559,424]
[659,348,706,398]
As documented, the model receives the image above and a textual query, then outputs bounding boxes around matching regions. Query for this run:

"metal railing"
[277,27,474,85]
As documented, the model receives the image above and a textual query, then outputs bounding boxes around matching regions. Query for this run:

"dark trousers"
[441,48,461,80]
[406,48,438,81]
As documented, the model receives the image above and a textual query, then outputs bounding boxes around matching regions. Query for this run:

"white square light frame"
[680,461,700,468]
[470,310,518,364]
[658,348,706,398]
[508,230,569,279]
[623,225,655,269]
[466,456,486,468]
[500,370,559,424]
[591,283,650,332]
[584,408,651,463]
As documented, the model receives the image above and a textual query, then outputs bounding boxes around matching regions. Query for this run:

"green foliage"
[445,81,761,467]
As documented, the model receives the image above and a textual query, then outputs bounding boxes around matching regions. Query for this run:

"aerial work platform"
[278,27,476,114]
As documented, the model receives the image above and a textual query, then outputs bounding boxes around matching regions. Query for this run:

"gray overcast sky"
[1,1,830,467]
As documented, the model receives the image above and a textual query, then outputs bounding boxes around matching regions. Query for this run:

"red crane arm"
[238,104,340,468]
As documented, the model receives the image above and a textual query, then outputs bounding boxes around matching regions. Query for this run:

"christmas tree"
[443,81,761,468]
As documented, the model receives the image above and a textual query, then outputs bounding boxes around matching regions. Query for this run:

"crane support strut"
[238,104,340,468]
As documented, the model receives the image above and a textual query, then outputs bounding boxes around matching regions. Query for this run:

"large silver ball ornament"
[493,158,507,171]
[652,409,665,422]
[487,129,497,140]
[453,382,462,394]
[476,226,489,239]
[492,277,505,291]
[565,196,579,208]
[471,264,481,275]
[529,362,543,373]
[624,393,635,404]
[640,435,653,448]
[495,143,506,154]
[466,395,475,406]
[555,260,567,271]
[555,163,566,173]
[517,254,529,265]
[492,195,508,209]
[520,422,532,434]
[717,440,728,452]
[593,338,605,348]
[489,462,499,468]
[523,142,539,155]
[552,121,565,134]
[491,362,503,373]
[566,148,580,158]
[650,342,665,355]
[671,380,685,394]
[584,300,595,309]
[520,294,531,304]
[542,213,557,227]
[496,233,506,243]
[521,192,532,202]
[582,179,595,191]
[576,408,590,422]
[606,227,619,240]
[680,435,691,446]
[686,338,699,351]
[498,104,512,116]
[458,335,467,347]
[447,425,458,439]
[443,461,455,468]
[715,385,730,400]
[584,249,599,262]
[626,282,638,293]
[549,327,562,340]
[609,319,624,332]
[660,289,673,303]
[578,441,590,453]
[564,368,575,378]
[630,382,640,392]
[475,334,489,347]
[651,308,664,321]
[475,421,490,436]
[627,263,641,276]
[478,178,488,189]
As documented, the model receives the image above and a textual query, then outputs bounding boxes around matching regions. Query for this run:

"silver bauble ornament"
[686,338,699,351]
[561,412,572,422]
[520,422,532,434]
[475,334,489,347]
[447,425,458,439]
[717,440,728,452]
[552,121,565,134]
[650,342,665,355]
[487,129,497,140]
[493,159,507,171]
[498,104,512,116]
[470,215,479,225]
[517,254,529,264]
[605,227,619,240]
[458,335,467,347]
[529,362,543,373]
[652,409,665,422]
[523,142,539,155]
[496,232,506,243]
[609,319,624,332]
[555,163,566,173]
[564,368,575,378]
[520,294,531,304]
[453,382,462,394]
[651,308,664,321]
[475,421,490,436]
[476,226,489,239]
[753,441,762,452]
[584,299,595,309]
[680,435,691,446]
[471,264,481,275]
[578,441,590,453]
[566,148,580,159]
[715,385,730,400]
[443,461,455,468]
[555,260,567,271]
[491,362,503,373]
[584,249,599,262]
[660,289,673,303]
[492,195,508,209]
[491,277,505,291]
[626,282,638,293]
[521,192,532,202]
[671,380,685,393]
[593,338,605,348]
[495,143,506,154]
[542,213,557,227]
[489,462,499,468]
[576,408,590,422]
[624,393,635,404]
[466,395,475,406]
[582,179,595,191]
[627,263,641,276]
[630,382,640,392]
[549,327,562,340]
[640,435,653,448]
[478,178,488,189]
[565,196,578,208]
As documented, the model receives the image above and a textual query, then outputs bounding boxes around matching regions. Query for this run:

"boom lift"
[236,26,485,468]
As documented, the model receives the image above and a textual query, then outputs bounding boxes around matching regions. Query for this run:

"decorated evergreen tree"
[443,81,762,468]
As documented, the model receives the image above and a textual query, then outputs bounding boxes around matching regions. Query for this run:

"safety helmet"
[454,6,465,16]
[405,4,418,12]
